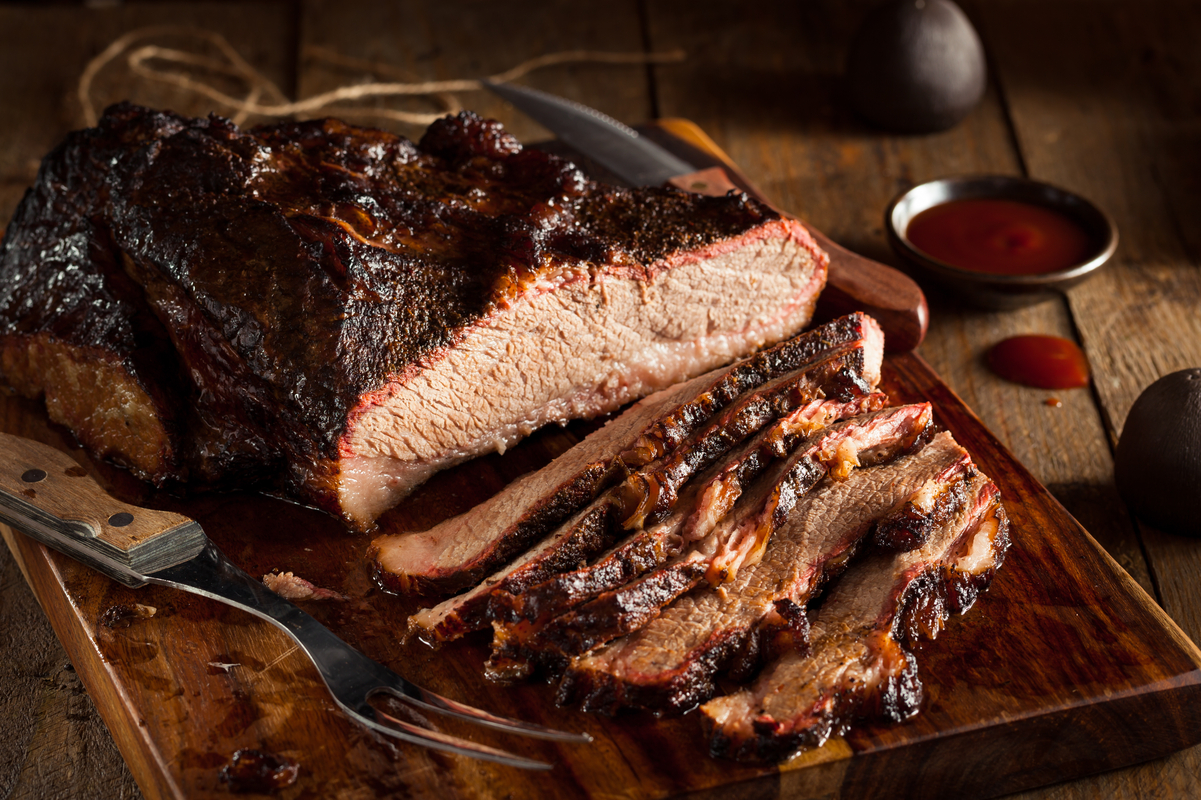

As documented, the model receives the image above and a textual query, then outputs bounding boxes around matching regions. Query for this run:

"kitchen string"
[78,26,686,128]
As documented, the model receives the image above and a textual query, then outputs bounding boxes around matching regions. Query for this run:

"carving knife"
[483,80,928,352]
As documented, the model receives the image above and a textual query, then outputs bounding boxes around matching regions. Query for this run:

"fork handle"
[0,432,205,587]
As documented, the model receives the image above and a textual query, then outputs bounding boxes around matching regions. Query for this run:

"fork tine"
[384,685,593,743]
[353,704,555,771]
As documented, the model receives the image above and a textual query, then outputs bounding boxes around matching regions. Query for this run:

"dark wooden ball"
[847,0,987,134]
[1115,368,1201,536]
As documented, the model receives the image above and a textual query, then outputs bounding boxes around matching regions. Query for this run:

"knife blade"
[484,80,695,186]
[483,80,928,352]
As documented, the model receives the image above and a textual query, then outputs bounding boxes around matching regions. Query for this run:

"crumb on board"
[262,571,345,601]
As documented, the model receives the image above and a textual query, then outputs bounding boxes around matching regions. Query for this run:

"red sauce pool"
[907,198,1093,275]
[988,335,1090,390]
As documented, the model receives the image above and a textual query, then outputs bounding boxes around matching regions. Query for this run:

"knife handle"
[0,432,205,587]
[666,166,928,353]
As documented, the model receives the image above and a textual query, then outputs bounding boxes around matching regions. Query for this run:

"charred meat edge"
[701,475,1009,763]
[374,313,883,594]
[499,392,889,628]
[488,403,933,680]
[554,431,973,715]
[872,453,975,551]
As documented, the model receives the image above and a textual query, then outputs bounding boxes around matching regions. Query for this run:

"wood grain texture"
[0,540,140,800]
[971,3,1201,794]
[297,0,652,143]
[2,1,1201,797]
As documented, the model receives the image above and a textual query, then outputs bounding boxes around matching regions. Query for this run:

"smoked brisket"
[550,431,968,713]
[0,103,829,529]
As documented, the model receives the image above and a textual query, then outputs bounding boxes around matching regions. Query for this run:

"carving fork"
[0,432,589,770]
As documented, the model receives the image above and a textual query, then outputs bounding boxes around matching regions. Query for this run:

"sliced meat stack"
[0,103,828,529]
[391,313,885,641]
[557,430,973,714]
[701,473,1009,761]
[387,313,1009,762]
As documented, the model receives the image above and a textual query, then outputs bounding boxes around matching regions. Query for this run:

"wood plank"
[0,4,296,799]
[0,534,139,799]
[297,0,652,143]
[974,2,1201,796]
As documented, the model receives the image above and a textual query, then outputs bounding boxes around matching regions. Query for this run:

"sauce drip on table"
[908,198,1093,275]
[988,335,1090,389]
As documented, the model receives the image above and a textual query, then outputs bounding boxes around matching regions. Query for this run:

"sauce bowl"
[885,175,1118,309]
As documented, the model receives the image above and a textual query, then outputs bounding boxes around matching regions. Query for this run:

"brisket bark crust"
[0,103,829,529]
[700,473,1009,763]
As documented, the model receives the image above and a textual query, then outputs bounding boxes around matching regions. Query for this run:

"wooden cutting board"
[3,124,1201,799]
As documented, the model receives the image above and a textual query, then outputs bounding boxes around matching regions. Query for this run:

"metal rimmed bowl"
[885,175,1118,309]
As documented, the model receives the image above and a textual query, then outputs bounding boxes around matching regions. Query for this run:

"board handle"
[656,119,929,353]
[0,432,205,586]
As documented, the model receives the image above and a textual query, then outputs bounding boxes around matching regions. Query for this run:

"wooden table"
[2,1,1199,797]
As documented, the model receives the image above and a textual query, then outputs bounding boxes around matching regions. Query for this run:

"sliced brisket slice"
[702,403,933,586]
[553,431,972,714]
[500,392,888,628]
[406,498,614,643]
[372,373,711,595]
[611,347,875,532]
[488,404,934,678]
[701,473,1009,763]
[374,313,882,593]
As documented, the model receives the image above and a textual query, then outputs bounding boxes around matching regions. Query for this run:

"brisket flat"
[487,404,933,679]
[374,314,882,592]
[701,472,1009,762]
[551,432,969,714]
[0,103,829,528]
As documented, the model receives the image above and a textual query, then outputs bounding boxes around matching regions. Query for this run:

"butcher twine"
[78,26,686,128]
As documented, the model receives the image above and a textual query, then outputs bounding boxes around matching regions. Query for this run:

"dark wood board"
[3,122,1201,799]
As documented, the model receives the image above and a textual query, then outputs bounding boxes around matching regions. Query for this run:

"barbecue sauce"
[987,335,1090,389]
[908,198,1093,275]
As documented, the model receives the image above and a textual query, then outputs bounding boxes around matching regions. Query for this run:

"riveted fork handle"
[0,432,205,586]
